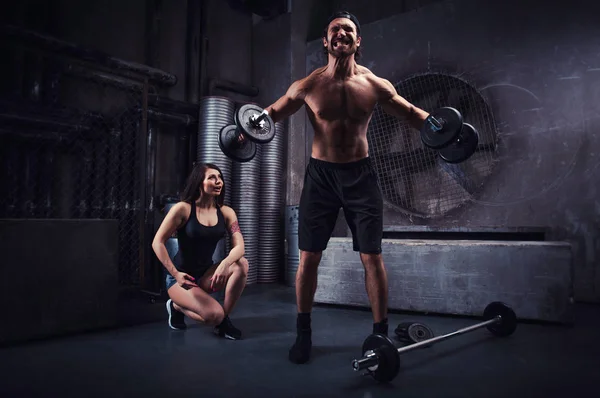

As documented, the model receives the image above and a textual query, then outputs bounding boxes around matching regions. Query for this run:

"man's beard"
[328,40,356,59]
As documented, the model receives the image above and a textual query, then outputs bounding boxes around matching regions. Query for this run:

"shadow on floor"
[1,284,599,398]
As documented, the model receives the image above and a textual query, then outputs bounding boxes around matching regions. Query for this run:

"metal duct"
[197,96,235,262]
[231,145,262,285]
[258,121,286,283]
[285,205,299,286]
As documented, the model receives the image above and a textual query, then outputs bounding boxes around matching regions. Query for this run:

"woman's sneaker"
[213,315,242,340]
[166,299,186,330]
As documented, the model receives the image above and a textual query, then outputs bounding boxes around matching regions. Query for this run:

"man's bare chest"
[306,81,377,121]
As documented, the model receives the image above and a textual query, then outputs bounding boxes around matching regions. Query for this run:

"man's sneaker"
[213,316,242,340]
[166,299,186,330]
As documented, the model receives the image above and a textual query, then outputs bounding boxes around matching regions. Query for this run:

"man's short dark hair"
[325,11,361,35]
[322,11,362,62]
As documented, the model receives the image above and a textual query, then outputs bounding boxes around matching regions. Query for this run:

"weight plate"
[438,123,479,163]
[218,124,256,162]
[236,104,276,144]
[483,301,517,337]
[362,333,401,383]
[395,322,434,345]
[420,107,463,149]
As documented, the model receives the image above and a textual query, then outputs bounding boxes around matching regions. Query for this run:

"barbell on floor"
[352,301,518,383]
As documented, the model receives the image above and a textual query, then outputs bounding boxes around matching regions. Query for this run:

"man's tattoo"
[229,220,241,235]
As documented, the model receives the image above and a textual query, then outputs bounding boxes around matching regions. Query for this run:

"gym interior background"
[1,0,599,396]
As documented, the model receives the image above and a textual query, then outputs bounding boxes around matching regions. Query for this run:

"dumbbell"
[219,104,275,163]
[351,301,518,383]
[420,107,480,163]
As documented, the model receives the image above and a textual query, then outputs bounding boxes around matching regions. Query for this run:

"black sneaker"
[213,316,242,340]
[166,299,186,330]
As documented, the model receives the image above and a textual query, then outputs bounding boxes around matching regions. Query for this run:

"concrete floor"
[1,284,598,398]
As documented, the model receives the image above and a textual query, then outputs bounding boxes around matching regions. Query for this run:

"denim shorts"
[165,273,178,290]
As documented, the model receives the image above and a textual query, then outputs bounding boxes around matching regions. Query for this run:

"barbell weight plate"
[438,123,480,164]
[483,301,517,337]
[218,124,256,162]
[420,107,463,149]
[236,103,276,144]
[362,333,401,383]
[395,322,435,345]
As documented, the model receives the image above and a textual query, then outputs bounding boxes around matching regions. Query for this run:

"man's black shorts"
[298,157,383,254]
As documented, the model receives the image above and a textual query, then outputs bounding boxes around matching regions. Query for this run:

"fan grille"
[367,73,499,218]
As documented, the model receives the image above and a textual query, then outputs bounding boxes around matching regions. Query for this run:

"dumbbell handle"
[352,315,501,372]
[250,109,269,126]
[427,114,444,131]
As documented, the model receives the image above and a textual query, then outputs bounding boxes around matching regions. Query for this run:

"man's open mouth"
[333,40,351,48]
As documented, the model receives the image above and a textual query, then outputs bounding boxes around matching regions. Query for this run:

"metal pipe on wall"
[1,25,177,87]
[133,102,194,215]
[146,121,158,216]
[63,64,198,116]
[142,0,165,294]
[147,96,198,115]
[138,79,150,288]
[0,112,92,133]
[136,107,197,126]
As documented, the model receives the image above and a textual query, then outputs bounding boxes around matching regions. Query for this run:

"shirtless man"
[264,11,431,364]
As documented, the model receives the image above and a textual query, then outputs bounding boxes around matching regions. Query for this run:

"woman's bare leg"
[167,283,224,326]
[196,258,249,339]
[198,258,249,315]
[222,257,248,315]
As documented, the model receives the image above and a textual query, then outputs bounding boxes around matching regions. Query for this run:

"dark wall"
[1,0,255,291]
[0,219,119,345]
[204,0,254,101]
[304,0,600,302]
[4,0,253,198]
[6,0,596,301]
[251,0,320,207]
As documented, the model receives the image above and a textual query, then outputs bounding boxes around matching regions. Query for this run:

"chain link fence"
[0,26,179,288]
[368,72,499,219]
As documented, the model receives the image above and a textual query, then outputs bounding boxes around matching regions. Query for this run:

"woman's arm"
[219,205,245,268]
[151,202,188,277]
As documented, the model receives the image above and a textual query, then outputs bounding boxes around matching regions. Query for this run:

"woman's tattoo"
[229,220,241,235]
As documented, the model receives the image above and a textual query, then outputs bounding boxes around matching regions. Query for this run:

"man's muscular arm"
[375,77,430,130]
[264,79,306,123]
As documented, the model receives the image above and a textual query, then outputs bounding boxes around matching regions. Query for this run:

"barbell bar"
[351,301,518,383]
